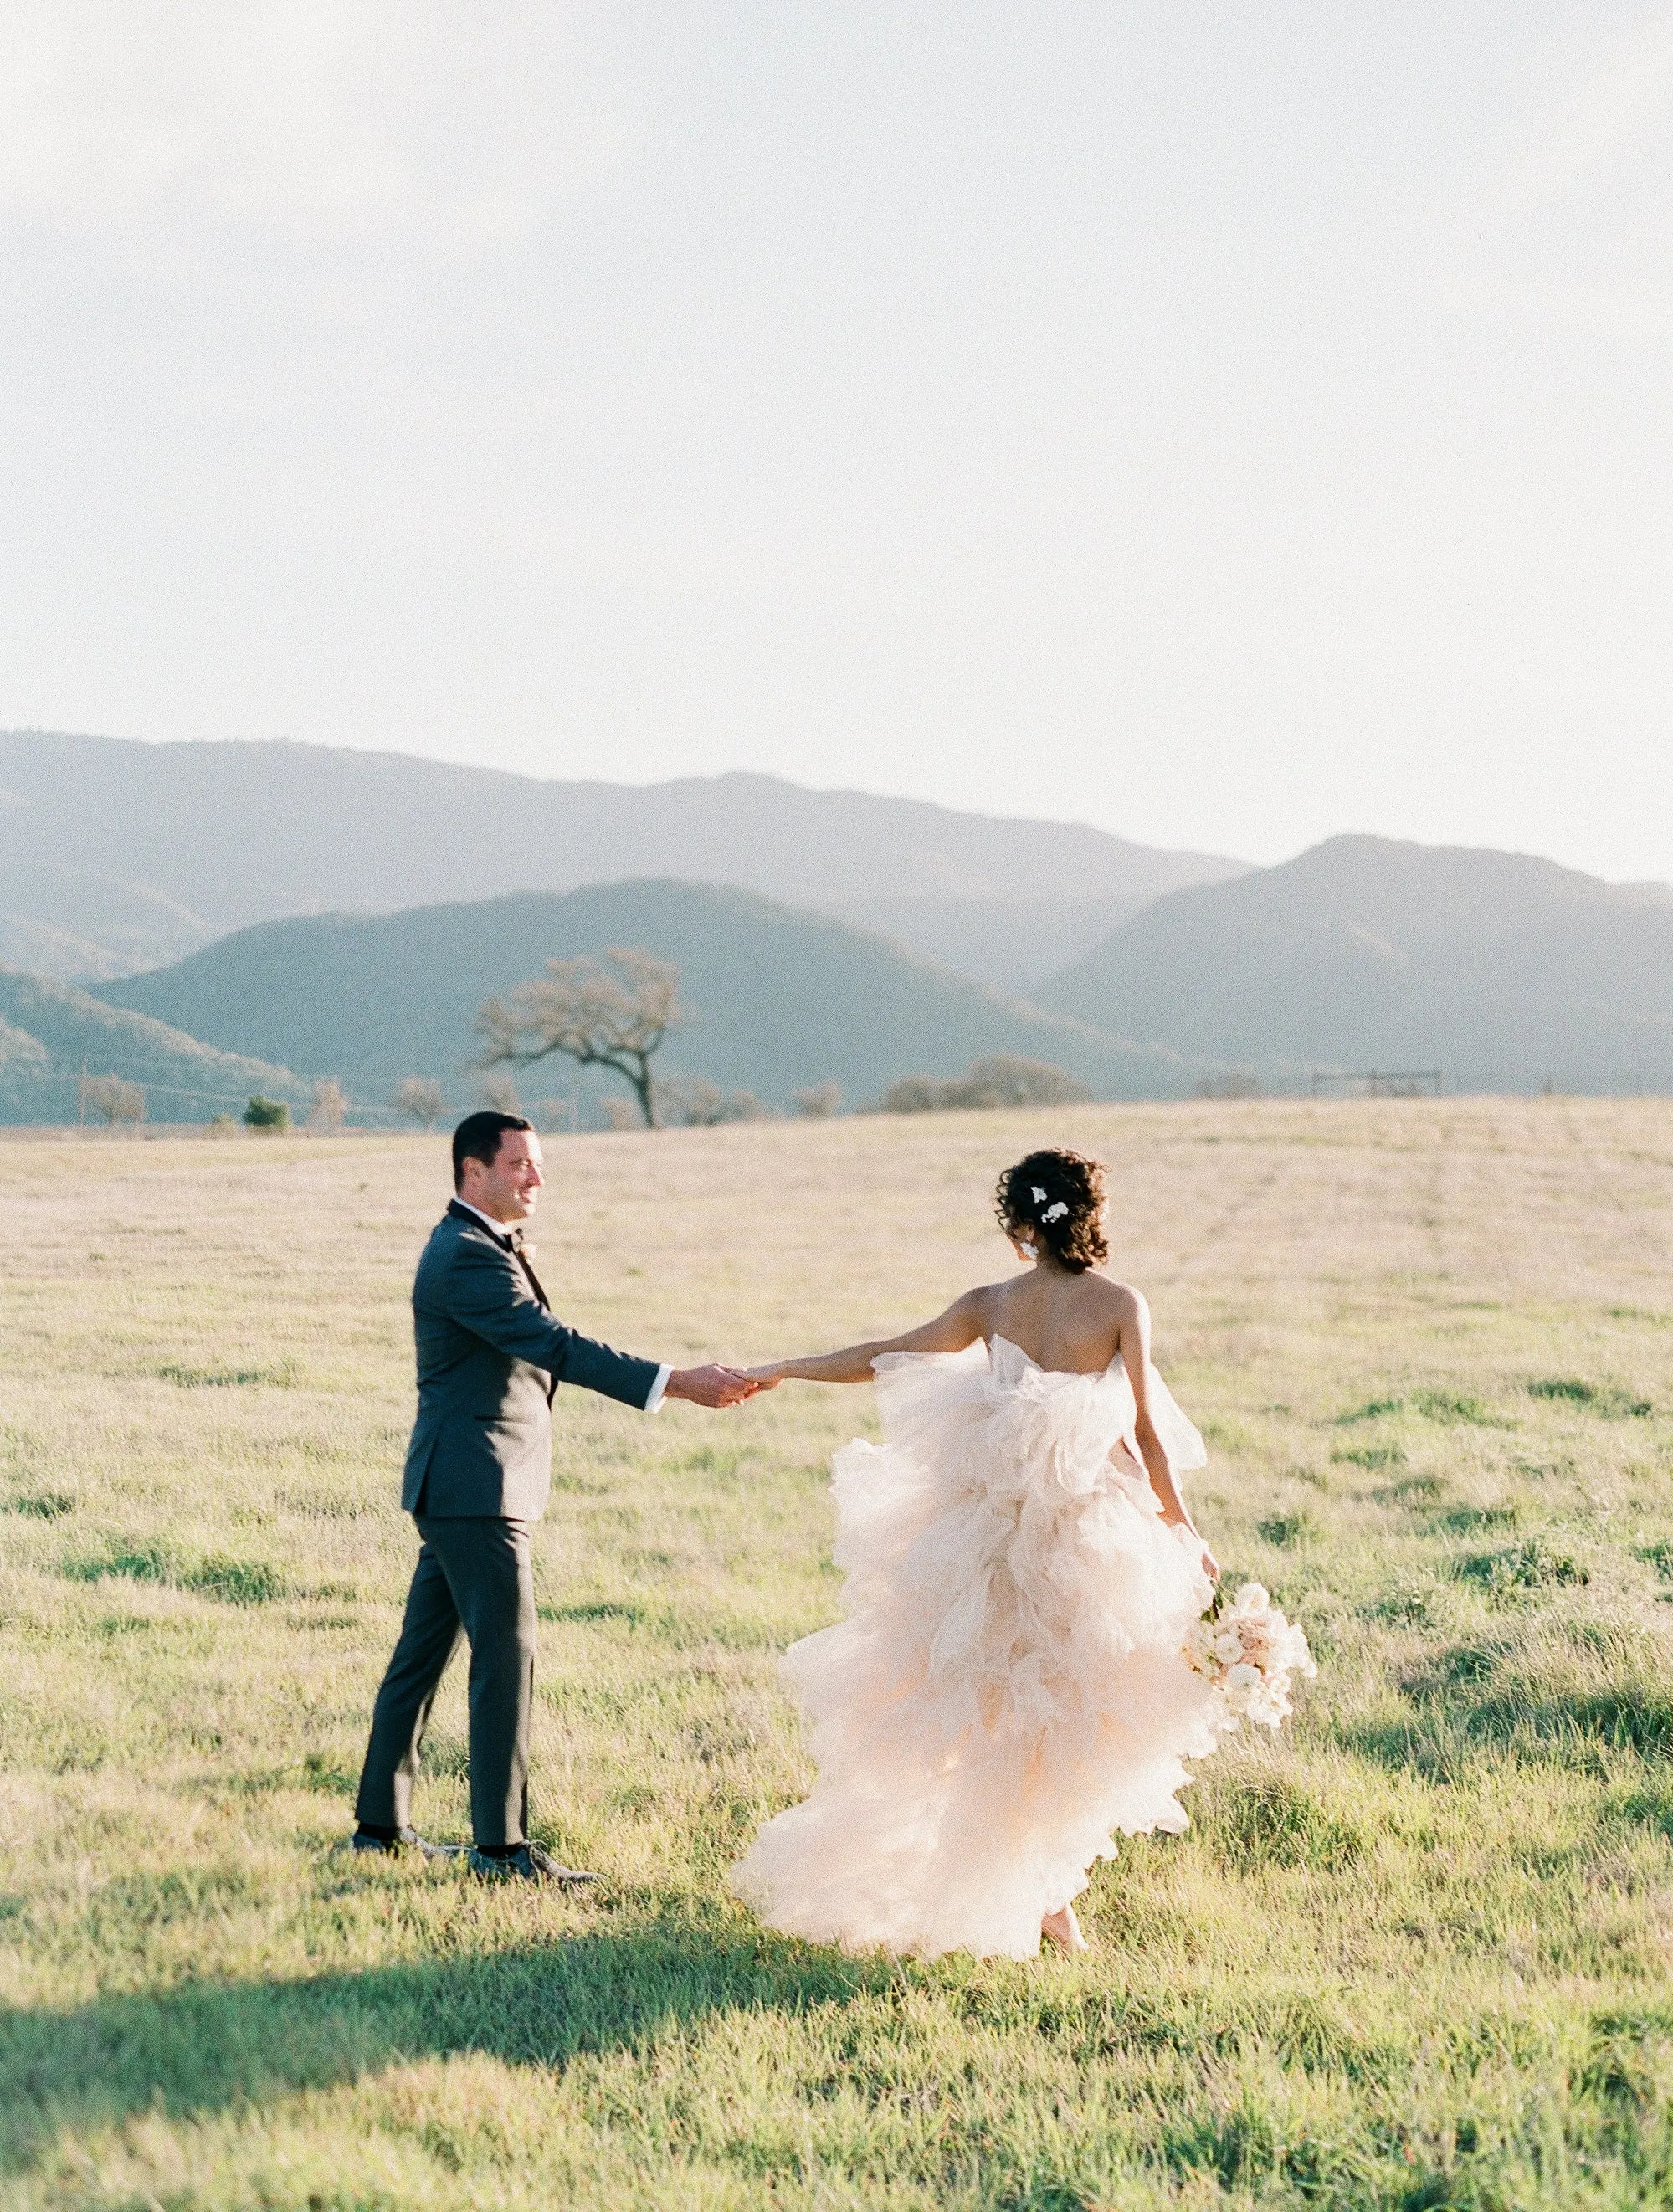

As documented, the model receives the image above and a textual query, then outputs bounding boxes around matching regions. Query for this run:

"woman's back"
[977,1264,1128,1380]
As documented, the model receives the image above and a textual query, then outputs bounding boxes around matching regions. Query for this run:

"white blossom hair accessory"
[1030,1185,1047,1202]
[1041,1200,1068,1223]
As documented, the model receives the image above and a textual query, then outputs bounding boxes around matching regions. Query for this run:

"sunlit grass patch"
[1609,1781,1673,1840]
[1527,1377,1654,1419]
[63,1537,173,1586]
[1334,1397,1404,1424]
[1397,1619,1673,1773]
[1450,1539,1588,1595]
[188,1555,288,1605]
[1332,1440,1405,1470]
[64,1537,290,1605]
[1255,1511,1315,1547]
[1432,1502,1518,1534]
[1367,1578,1450,1629]
[153,1358,301,1388]
[542,1597,795,1652]
[1195,1773,1365,1871]
[543,1599,649,1628]
[7,1490,75,1519]
[1377,1471,1445,1505]
[1410,1387,1505,1426]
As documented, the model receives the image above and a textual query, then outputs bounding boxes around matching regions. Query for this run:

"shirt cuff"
[644,1363,673,1414]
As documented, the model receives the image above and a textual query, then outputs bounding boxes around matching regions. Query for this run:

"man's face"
[461,1129,545,1222]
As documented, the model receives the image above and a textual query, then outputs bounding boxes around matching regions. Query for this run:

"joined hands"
[665,1363,778,1409]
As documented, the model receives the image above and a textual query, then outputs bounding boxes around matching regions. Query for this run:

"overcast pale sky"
[2,3,1669,875]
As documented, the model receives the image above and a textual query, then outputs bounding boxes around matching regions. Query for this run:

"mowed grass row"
[2,1100,1672,2209]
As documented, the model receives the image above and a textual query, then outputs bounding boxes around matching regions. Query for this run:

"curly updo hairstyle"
[994,1148,1108,1273]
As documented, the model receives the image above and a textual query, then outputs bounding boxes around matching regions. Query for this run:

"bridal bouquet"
[1183,1582,1316,1729]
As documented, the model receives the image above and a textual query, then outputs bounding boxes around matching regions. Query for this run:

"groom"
[352,1109,759,1882]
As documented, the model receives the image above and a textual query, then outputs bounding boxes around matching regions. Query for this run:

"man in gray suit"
[353,1110,757,1882]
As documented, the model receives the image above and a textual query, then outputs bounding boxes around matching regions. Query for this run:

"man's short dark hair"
[452,1111,535,1190]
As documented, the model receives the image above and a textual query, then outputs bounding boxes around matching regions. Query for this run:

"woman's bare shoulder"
[1083,1272,1147,1322]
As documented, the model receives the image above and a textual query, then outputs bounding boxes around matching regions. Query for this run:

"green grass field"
[3,1100,1673,2210]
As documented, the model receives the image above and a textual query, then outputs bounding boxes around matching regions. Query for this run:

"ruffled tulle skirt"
[730,1337,1226,1960]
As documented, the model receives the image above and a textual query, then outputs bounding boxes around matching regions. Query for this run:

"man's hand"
[665,1363,765,1409]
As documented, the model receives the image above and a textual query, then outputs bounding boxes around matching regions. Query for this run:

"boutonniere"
[516,1241,537,1262]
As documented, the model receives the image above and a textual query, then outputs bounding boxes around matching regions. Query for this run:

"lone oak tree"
[391,1075,445,1129]
[475,948,685,1129]
[81,1075,146,1126]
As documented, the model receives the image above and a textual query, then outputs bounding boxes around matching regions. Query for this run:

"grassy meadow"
[3,1099,1673,2209]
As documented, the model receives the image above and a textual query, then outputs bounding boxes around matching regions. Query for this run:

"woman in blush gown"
[733,1147,1228,1962]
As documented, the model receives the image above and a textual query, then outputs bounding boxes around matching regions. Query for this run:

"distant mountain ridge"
[1036,834,1673,1094]
[97,878,1197,1114]
[0,730,1248,988]
[14,733,1672,1102]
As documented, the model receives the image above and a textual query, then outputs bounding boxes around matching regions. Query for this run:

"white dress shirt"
[453,1199,670,1413]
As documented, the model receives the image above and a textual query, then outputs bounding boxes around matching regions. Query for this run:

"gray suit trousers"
[355,1517,536,1847]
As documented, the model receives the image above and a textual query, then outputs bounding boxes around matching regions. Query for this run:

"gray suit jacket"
[401,1200,662,1520]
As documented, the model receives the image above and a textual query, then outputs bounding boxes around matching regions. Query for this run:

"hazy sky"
[2,3,1670,875]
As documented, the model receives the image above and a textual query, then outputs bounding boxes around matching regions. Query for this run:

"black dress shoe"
[352,1826,462,1860]
[468,1842,598,1884]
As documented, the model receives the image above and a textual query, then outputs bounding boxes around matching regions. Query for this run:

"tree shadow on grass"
[0,1902,889,2169]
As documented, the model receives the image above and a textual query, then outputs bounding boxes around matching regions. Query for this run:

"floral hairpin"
[1041,1201,1068,1223]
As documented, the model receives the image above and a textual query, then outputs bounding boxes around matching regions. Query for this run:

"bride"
[733,1147,1229,1961]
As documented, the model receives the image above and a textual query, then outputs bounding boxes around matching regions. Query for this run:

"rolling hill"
[1035,835,1673,1094]
[97,879,1197,1115]
[0,861,209,982]
[0,731,1247,988]
[0,969,309,1124]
